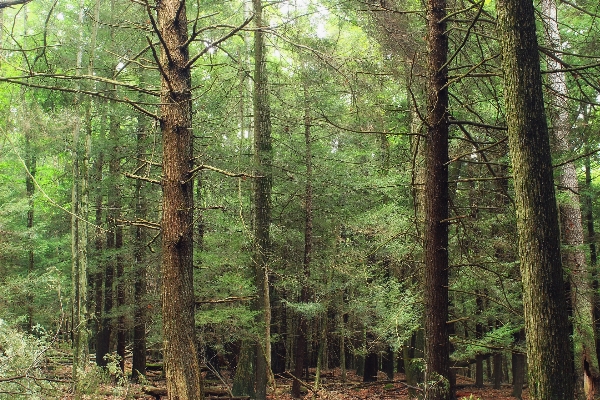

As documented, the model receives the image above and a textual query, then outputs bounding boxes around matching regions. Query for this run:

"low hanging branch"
[117,218,161,231]
[188,164,260,180]
[0,0,31,8]
[123,172,161,185]
[196,296,256,305]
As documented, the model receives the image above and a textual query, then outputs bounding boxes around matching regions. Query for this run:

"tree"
[541,0,599,396]
[251,0,273,397]
[156,0,202,397]
[496,0,574,398]
[423,0,451,397]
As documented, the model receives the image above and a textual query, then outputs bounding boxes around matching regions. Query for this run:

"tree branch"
[124,172,161,185]
[186,15,254,69]
[0,0,31,9]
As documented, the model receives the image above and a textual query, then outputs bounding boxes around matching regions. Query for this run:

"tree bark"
[156,0,202,397]
[541,1,599,397]
[292,80,313,399]
[107,113,126,373]
[424,0,451,397]
[496,0,574,398]
[252,0,272,397]
[132,118,148,382]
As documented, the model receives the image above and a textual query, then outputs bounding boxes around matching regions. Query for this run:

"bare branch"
[0,0,31,9]
[124,172,161,185]
[186,15,254,69]
[117,218,161,230]
[189,164,259,179]
[144,0,174,65]
[196,296,256,304]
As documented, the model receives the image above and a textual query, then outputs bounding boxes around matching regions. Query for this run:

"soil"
[114,367,528,400]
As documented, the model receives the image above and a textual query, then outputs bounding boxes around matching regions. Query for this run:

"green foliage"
[0,321,64,399]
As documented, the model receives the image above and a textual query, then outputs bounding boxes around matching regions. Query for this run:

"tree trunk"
[252,1,272,398]
[93,111,106,367]
[512,329,526,400]
[424,0,451,397]
[131,115,148,382]
[292,80,312,399]
[71,0,95,385]
[21,5,35,331]
[541,1,598,398]
[496,0,574,398]
[107,113,126,374]
[493,353,503,389]
[156,0,202,396]
[585,154,600,371]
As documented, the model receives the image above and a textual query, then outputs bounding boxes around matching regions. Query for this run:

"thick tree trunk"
[424,0,451,397]
[541,2,598,398]
[156,0,202,397]
[585,155,600,371]
[252,1,272,397]
[496,0,574,398]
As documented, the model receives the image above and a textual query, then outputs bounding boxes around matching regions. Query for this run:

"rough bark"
[93,115,105,367]
[252,0,272,397]
[292,81,313,399]
[586,155,600,369]
[496,0,574,398]
[156,0,202,397]
[511,329,526,399]
[541,1,599,397]
[108,113,126,373]
[424,0,451,397]
[71,0,93,386]
[131,119,148,382]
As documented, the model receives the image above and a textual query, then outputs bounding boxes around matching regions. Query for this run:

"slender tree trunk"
[24,108,36,332]
[252,0,272,397]
[424,0,451,397]
[20,5,36,332]
[93,112,105,366]
[71,0,97,384]
[98,210,114,368]
[107,113,126,373]
[496,0,574,398]
[541,2,598,398]
[156,0,202,397]
[292,82,313,399]
[131,119,148,382]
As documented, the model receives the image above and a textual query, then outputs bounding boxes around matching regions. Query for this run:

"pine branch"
[0,0,31,9]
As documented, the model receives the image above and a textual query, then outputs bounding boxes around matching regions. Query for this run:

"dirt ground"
[121,367,527,400]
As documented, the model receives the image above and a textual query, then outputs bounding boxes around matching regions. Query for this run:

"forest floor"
[75,365,528,400]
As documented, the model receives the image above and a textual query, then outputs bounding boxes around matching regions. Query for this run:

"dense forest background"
[0,0,599,399]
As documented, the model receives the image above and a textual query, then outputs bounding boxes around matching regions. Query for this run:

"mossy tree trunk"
[541,1,599,397]
[497,0,574,398]
[252,0,273,397]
